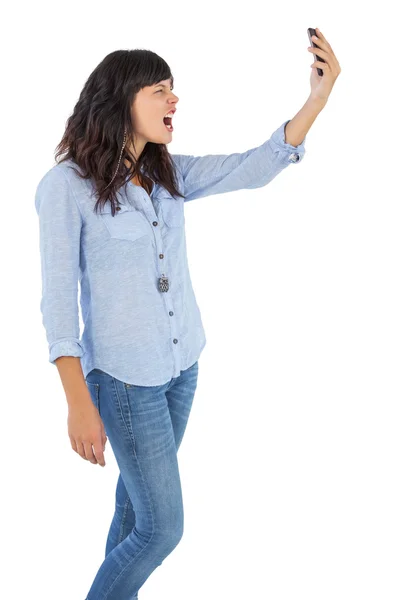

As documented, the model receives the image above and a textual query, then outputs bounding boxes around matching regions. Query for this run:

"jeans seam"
[118,495,131,545]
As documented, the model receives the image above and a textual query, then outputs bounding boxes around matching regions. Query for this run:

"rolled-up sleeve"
[171,119,306,202]
[34,167,84,365]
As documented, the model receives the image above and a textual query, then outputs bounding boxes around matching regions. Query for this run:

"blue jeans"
[84,360,199,600]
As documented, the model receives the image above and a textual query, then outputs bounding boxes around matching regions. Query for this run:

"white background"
[1,1,399,599]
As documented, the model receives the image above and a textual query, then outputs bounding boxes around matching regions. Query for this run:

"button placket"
[141,187,180,360]
[141,198,169,294]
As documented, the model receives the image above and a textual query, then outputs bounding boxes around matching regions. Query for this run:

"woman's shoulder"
[36,159,89,196]
[34,159,91,216]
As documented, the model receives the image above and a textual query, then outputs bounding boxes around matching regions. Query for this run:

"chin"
[148,131,173,144]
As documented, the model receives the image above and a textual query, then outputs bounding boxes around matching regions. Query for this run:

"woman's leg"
[104,474,139,599]
[105,473,137,556]
[104,361,199,599]
[105,361,199,558]
[84,361,199,600]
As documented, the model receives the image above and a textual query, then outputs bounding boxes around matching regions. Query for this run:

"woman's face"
[130,78,179,154]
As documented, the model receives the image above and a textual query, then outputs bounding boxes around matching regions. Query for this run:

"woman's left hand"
[308,28,341,102]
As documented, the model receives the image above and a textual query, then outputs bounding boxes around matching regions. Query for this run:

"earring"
[105,128,127,188]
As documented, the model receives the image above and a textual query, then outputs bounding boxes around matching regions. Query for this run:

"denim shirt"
[34,119,306,386]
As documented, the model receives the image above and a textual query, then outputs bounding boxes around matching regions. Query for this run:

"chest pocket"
[100,202,149,242]
[157,189,185,228]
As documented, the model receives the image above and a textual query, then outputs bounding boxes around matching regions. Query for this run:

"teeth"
[164,111,174,118]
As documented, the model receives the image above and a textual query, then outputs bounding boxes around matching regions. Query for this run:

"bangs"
[134,51,174,90]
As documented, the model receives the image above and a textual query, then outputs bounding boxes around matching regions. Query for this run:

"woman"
[35,31,340,600]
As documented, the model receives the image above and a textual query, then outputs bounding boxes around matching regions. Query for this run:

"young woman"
[35,31,340,600]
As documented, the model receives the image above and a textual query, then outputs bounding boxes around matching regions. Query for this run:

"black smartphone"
[307,28,325,77]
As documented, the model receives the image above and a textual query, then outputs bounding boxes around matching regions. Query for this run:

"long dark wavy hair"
[54,49,184,216]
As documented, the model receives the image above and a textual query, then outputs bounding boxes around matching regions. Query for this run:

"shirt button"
[289,152,300,163]
[159,253,164,259]
[173,338,178,344]
[152,221,158,226]
[116,206,121,211]
[169,311,174,316]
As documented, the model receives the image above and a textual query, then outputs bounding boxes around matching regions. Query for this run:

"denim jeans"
[83,360,199,600]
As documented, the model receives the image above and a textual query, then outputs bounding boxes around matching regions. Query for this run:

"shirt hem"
[82,341,206,387]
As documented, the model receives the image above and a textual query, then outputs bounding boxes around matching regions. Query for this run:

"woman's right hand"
[67,398,107,467]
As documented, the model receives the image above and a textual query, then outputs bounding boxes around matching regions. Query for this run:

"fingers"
[69,435,77,453]
[311,61,330,72]
[93,439,106,467]
[70,436,106,466]
[315,28,331,50]
[311,30,341,72]
[313,28,331,50]
[83,440,98,464]
[309,45,341,75]
[308,46,329,59]
[308,47,332,73]
[73,439,88,461]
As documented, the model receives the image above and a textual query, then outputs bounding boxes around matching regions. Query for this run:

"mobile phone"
[307,28,325,77]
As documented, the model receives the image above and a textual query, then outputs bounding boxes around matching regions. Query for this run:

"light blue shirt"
[34,119,306,385]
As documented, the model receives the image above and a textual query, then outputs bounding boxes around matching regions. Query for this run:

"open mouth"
[163,113,174,132]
